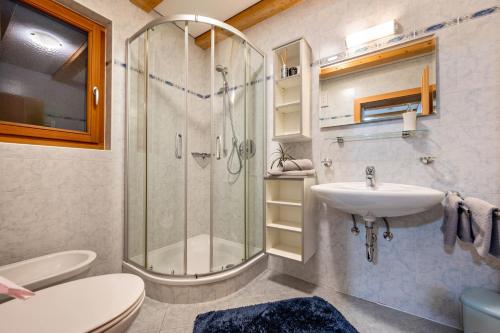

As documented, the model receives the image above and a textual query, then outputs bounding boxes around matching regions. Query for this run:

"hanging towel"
[464,197,497,258]
[457,205,474,243]
[282,159,314,171]
[490,212,499,258]
[0,276,35,300]
[442,193,462,246]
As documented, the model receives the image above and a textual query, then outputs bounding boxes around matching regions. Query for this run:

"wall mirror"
[319,36,437,128]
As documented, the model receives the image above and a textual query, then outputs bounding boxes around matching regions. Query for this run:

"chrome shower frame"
[124,15,267,279]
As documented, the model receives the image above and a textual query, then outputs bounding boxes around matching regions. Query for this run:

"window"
[0,0,105,149]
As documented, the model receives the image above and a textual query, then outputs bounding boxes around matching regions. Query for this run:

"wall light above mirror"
[345,20,399,49]
[319,36,437,129]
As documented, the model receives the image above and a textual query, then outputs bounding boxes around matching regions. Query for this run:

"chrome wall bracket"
[420,156,435,164]
[321,158,333,168]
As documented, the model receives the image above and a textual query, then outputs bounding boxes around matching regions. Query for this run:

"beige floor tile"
[126,297,167,333]
[136,269,461,333]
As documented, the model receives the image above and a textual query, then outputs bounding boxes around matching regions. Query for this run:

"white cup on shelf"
[402,104,417,131]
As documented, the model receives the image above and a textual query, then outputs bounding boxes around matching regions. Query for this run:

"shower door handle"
[215,136,221,160]
[175,133,182,159]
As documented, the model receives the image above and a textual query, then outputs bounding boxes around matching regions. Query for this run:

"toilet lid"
[0,273,144,333]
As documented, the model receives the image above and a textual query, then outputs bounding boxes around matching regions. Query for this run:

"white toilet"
[0,273,145,333]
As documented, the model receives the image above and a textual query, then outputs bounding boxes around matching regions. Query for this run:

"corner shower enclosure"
[126,16,265,277]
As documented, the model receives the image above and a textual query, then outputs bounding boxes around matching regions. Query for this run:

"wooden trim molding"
[195,0,303,49]
[52,41,88,84]
[0,0,106,149]
[320,36,436,80]
[129,0,163,13]
[421,65,431,115]
[0,134,104,149]
[353,84,437,123]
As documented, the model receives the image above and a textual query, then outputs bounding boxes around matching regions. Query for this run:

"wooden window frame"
[353,66,436,123]
[353,85,437,123]
[0,0,106,149]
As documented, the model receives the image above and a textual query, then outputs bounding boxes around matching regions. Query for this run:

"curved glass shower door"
[126,16,265,278]
[146,22,187,275]
[126,31,147,269]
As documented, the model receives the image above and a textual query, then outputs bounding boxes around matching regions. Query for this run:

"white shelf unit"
[265,177,316,263]
[272,38,312,143]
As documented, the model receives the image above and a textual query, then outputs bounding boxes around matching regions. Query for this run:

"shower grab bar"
[175,133,182,159]
[216,136,222,160]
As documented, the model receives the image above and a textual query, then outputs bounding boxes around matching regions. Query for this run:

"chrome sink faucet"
[366,166,376,188]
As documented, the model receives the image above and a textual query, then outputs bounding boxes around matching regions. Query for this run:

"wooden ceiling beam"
[1,0,16,40]
[52,41,88,86]
[195,0,303,49]
[130,0,164,13]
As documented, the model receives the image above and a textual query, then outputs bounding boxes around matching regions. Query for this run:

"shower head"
[216,64,228,74]
[216,64,229,85]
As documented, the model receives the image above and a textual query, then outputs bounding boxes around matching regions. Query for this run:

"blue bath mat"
[193,296,358,333]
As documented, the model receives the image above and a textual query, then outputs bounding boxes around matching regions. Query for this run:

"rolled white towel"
[282,169,315,176]
[457,205,473,243]
[266,169,315,177]
[282,159,313,171]
[267,168,283,176]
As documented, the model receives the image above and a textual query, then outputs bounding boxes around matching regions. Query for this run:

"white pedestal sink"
[311,182,445,262]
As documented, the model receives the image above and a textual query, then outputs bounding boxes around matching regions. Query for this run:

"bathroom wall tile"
[410,0,500,30]
[458,246,500,289]
[243,0,500,328]
[457,10,500,44]
[0,0,157,275]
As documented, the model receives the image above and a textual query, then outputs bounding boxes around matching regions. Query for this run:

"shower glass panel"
[211,31,247,272]
[126,16,265,278]
[146,22,187,275]
[126,33,147,268]
[246,44,266,258]
[185,21,212,275]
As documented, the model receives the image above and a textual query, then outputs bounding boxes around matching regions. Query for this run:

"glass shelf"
[325,129,429,144]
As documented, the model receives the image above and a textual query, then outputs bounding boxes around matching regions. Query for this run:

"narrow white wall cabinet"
[272,38,312,142]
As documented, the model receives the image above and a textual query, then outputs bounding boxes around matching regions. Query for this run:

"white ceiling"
[155,0,261,37]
